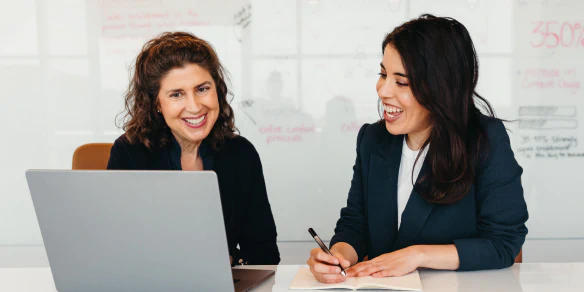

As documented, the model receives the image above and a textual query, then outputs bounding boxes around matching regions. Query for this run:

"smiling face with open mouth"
[376,45,432,142]
[157,63,220,147]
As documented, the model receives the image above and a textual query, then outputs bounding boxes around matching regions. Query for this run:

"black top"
[107,134,281,265]
[330,114,528,271]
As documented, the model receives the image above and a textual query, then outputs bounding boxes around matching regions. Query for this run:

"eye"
[378,72,387,78]
[197,86,210,93]
[396,82,409,87]
[170,92,182,98]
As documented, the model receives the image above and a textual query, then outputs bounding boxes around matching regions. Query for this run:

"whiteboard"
[1,0,583,245]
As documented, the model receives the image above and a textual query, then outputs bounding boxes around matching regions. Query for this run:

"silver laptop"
[26,170,274,292]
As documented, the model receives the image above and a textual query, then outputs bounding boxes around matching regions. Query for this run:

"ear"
[155,98,161,113]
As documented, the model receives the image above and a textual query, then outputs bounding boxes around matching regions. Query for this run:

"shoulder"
[221,134,257,152]
[217,134,260,160]
[359,121,389,142]
[356,121,399,152]
[110,134,155,160]
[112,134,147,152]
[112,134,130,148]
[475,113,520,175]
[108,134,150,169]
[478,113,508,142]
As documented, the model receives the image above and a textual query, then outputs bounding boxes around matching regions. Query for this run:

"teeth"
[384,105,403,114]
[185,115,206,125]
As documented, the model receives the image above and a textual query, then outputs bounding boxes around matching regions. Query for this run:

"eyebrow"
[165,81,212,94]
[380,63,407,78]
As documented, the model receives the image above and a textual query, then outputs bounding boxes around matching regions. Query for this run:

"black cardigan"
[107,134,281,265]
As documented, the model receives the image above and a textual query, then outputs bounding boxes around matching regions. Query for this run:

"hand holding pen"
[306,228,352,284]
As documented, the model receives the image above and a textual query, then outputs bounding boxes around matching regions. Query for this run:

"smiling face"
[376,45,432,138]
[157,63,220,146]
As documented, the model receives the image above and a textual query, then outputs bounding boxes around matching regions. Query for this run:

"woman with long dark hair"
[307,14,528,282]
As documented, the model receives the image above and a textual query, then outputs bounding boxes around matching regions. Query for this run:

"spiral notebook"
[289,268,422,291]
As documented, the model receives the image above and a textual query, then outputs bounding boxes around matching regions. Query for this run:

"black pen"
[308,228,346,276]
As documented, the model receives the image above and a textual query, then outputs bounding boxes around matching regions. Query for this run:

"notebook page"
[289,267,358,290]
[355,270,422,291]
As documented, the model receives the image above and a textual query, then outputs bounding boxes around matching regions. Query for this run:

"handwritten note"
[529,21,584,49]
[517,134,584,159]
[519,67,581,94]
[341,121,364,132]
[101,10,209,37]
[234,3,251,30]
[98,0,233,37]
[260,124,315,145]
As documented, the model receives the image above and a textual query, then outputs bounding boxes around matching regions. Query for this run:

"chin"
[187,131,211,143]
[385,122,406,136]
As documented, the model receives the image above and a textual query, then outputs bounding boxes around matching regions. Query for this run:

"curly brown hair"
[118,31,237,150]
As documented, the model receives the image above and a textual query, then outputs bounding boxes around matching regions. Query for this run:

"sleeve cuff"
[453,238,482,271]
[330,232,366,262]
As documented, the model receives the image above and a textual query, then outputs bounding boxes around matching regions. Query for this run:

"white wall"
[1,0,583,262]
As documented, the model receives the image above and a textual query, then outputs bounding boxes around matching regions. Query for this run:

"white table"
[1,263,583,291]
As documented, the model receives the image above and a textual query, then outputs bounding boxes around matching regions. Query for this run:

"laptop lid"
[26,170,234,292]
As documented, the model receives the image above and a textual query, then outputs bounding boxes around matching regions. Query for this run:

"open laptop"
[26,170,274,292]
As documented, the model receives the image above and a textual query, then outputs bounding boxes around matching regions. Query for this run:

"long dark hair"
[118,31,236,150]
[382,14,496,204]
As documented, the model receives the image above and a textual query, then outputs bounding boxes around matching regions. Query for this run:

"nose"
[377,79,395,100]
[185,93,202,113]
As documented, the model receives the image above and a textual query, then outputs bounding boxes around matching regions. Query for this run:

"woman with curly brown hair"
[107,32,280,265]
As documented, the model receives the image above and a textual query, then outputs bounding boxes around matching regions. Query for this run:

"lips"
[383,104,403,122]
[182,114,207,128]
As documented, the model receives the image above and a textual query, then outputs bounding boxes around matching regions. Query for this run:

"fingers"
[372,269,392,278]
[310,248,339,265]
[313,262,342,274]
[346,261,370,277]
[357,262,385,277]
[320,273,346,282]
[307,248,347,284]
[314,273,346,284]
[372,268,405,278]
[307,252,341,274]
[332,252,351,268]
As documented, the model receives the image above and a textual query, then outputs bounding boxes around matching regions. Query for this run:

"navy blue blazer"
[330,115,528,271]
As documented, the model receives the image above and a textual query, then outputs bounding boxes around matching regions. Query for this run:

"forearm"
[330,242,359,266]
[415,244,460,270]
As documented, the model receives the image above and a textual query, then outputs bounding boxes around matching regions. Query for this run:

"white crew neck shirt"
[397,136,429,229]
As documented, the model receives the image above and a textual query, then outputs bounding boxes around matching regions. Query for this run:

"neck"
[406,125,432,151]
[171,132,202,156]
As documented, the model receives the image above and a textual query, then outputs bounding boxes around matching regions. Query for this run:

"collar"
[168,134,215,171]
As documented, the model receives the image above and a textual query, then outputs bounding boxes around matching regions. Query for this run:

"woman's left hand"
[347,246,423,278]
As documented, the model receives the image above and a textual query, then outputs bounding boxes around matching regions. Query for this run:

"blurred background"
[1,0,583,265]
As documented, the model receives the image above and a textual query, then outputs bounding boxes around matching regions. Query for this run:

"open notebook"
[289,268,422,291]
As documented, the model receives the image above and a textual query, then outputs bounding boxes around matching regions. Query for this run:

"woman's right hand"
[307,248,352,283]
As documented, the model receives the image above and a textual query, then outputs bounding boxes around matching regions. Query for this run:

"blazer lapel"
[367,133,403,258]
[395,159,434,249]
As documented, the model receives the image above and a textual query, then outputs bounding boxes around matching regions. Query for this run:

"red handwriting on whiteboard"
[100,9,209,37]
[530,21,584,48]
[521,68,581,94]
[266,135,302,145]
[259,124,315,145]
[341,121,364,132]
